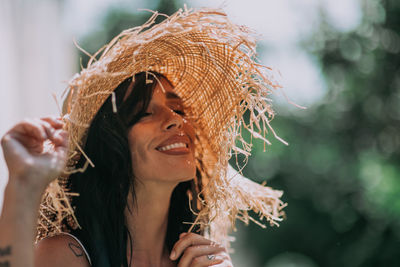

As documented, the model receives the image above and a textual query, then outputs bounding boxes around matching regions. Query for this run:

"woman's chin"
[168,169,196,183]
[159,158,196,182]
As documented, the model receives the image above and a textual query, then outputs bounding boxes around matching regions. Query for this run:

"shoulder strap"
[61,232,92,266]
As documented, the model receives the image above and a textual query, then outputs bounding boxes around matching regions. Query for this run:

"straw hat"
[36,6,286,246]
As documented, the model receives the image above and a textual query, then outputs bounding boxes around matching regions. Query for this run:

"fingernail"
[170,250,176,260]
[179,232,187,238]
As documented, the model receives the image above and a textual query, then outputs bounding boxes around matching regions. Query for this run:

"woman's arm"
[0,177,45,266]
[0,117,68,267]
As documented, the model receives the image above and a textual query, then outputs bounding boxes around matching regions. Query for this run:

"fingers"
[171,233,212,261]
[40,117,68,147]
[1,117,69,190]
[50,131,69,171]
[7,120,45,143]
[177,245,225,267]
[8,117,66,147]
[1,134,31,161]
[172,233,228,267]
[1,117,68,170]
[38,118,68,171]
[41,116,64,129]
[36,118,60,144]
[55,130,69,149]
[4,120,46,154]
[191,255,224,267]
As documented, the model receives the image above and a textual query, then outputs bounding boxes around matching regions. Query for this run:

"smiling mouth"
[156,142,188,152]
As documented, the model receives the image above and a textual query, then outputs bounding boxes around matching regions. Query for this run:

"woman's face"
[127,77,196,184]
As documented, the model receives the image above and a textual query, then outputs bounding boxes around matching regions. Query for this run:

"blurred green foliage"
[239,0,400,266]
[77,0,400,266]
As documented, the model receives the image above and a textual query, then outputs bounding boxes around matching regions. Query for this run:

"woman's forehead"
[153,77,181,101]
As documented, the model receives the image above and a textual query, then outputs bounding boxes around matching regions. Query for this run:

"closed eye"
[174,110,185,115]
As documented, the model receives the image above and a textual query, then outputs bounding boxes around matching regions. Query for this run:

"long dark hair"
[67,72,201,267]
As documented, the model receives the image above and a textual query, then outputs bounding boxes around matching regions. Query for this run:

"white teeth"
[158,142,187,151]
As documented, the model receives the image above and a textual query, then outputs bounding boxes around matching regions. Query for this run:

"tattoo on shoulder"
[68,242,84,258]
[0,261,10,267]
[0,246,11,257]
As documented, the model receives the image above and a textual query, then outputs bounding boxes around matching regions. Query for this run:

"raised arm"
[0,117,68,267]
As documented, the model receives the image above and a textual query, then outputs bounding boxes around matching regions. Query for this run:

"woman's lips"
[156,135,191,155]
[157,142,190,155]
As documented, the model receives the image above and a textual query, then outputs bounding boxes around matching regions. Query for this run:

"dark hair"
[67,72,201,267]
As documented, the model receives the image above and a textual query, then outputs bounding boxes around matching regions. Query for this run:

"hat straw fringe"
[36,7,288,246]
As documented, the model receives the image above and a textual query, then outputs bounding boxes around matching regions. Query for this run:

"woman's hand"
[170,233,233,267]
[1,117,68,192]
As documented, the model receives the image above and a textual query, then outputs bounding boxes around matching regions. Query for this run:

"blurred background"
[1,0,399,266]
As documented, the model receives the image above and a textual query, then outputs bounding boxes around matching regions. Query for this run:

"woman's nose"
[161,108,183,131]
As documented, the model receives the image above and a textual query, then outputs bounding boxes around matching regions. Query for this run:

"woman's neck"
[125,180,178,267]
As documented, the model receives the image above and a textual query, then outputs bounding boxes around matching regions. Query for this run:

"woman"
[0,7,285,267]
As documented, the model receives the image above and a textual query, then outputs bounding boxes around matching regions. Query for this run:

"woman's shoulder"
[34,233,91,267]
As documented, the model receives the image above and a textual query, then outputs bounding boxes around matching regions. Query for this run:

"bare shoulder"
[34,234,90,267]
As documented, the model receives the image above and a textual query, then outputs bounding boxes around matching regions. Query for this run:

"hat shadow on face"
[125,74,197,184]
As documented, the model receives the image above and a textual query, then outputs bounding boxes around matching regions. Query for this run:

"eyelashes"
[173,110,185,116]
[142,109,185,117]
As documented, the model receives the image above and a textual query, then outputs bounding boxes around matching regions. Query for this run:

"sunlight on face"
[127,77,196,184]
